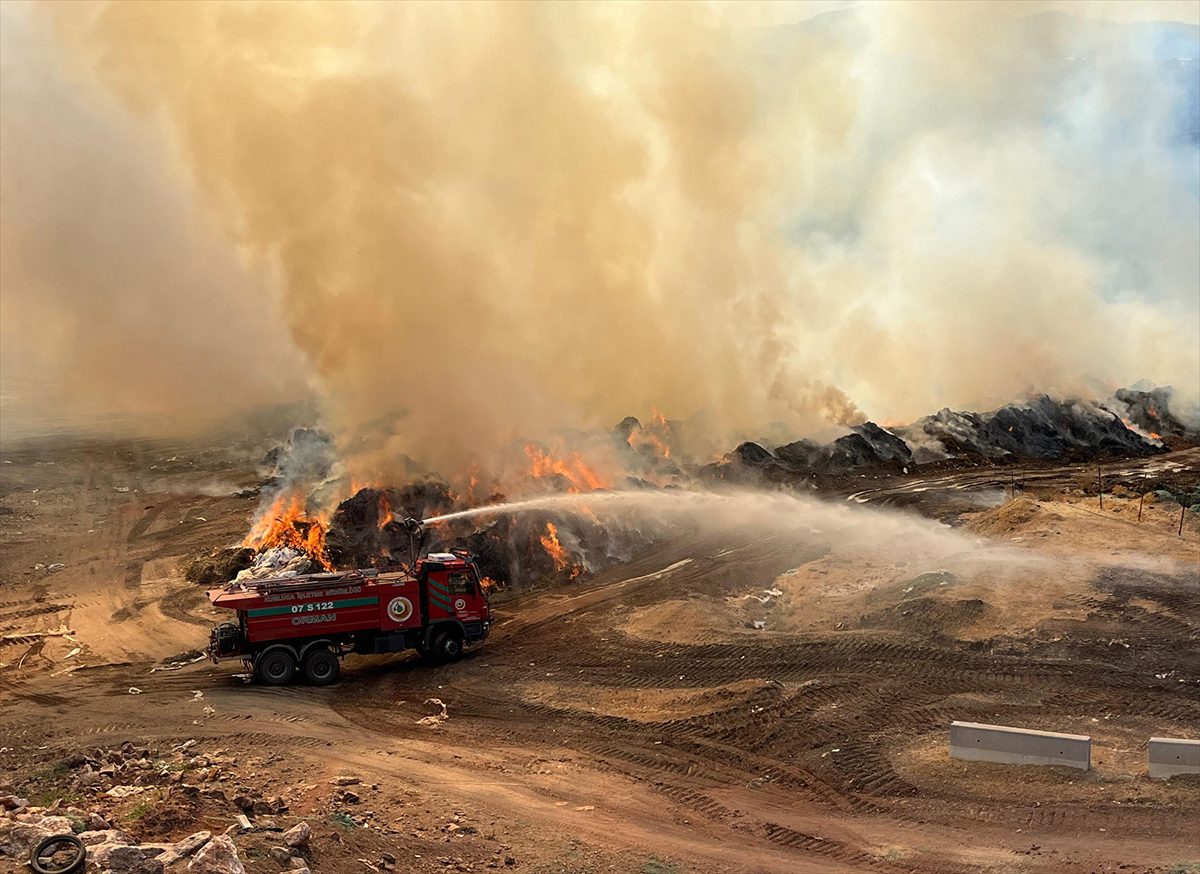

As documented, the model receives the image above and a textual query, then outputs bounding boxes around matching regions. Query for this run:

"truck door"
[446,569,484,623]
[424,568,482,623]
[423,569,457,621]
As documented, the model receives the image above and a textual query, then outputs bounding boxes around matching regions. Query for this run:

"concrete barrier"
[950,721,1091,771]
[1148,737,1200,779]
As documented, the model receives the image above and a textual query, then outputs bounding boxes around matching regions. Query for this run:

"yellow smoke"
[2,1,1196,472]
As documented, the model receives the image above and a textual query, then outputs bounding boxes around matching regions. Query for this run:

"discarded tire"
[30,834,86,874]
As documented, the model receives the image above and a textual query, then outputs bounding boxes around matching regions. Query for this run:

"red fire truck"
[206,549,491,685]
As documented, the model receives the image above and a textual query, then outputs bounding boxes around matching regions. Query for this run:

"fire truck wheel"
[432,629,464,663]
[254,648,296,685]
[302,648,340,686]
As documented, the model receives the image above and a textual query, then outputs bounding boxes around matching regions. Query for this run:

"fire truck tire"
[432,628,464,663]
[254,648,296,685]
[301,648,340,686]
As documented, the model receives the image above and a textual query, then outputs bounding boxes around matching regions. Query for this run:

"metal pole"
[1097,461,1103,510]
[1180,504,1187,537]
[1137,472,1147,523]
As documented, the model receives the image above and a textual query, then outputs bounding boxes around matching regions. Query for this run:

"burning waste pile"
[186,386,1198,590]
[189,424,673,590]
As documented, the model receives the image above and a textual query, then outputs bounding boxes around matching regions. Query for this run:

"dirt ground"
[1,437,1198,873]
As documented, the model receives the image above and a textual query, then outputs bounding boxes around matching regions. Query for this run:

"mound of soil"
[859,596,991,635]
[965,497,1043,536]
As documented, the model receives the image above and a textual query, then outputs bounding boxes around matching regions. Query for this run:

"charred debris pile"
[704,388,1195,486]
[190,387,1196,590]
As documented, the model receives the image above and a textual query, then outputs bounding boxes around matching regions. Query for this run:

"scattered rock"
[87,812,111,830]
[2,822,57,858]
[328,776,361,786]
[78,828,135,846]
[162,830,212,863]
[255,796,287,816]
[269,846,292,864]
[187,834,245,874]
[24,814,76,834]
[282,822,311,849]
[91,843,164,874]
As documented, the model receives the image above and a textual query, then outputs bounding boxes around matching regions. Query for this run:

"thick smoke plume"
[3,2,1197,474]
[0,5,307,441]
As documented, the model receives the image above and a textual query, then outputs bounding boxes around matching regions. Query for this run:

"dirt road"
[2,440,1198,873]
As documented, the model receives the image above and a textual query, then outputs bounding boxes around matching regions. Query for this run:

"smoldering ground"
[1,2,1197,481]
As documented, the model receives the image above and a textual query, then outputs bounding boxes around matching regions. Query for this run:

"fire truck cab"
[207,550,491,685]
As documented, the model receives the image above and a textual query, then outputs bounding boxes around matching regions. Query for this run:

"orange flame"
[1122,417,1162,441]
[626,411,672,460]
[539,522,567,570]
[539,522,581,579]
[377,492,395,529]
[243,494,333,571]
[524,444,608,493]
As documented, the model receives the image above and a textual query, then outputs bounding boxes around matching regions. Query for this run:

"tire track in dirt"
[328,585,1200,860]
